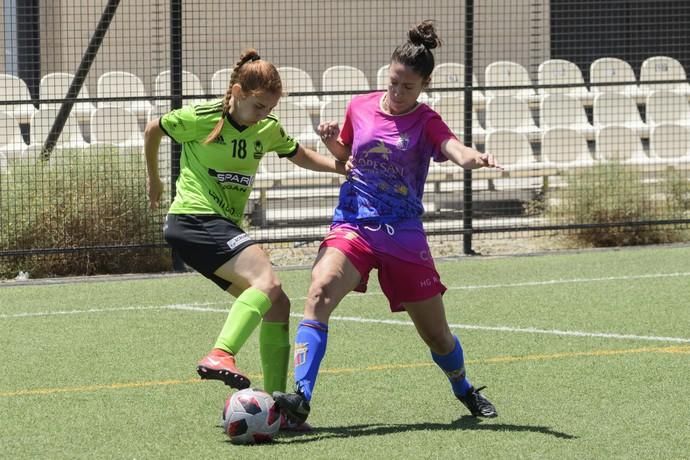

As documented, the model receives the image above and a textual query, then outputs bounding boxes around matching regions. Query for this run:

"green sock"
[260,321,290,394]
[214,287,272,355]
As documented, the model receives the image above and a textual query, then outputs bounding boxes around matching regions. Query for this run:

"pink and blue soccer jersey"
[334,91,457,223]
[295,93,478,405]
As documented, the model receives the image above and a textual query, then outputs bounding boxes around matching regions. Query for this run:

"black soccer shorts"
[163,214,258,290]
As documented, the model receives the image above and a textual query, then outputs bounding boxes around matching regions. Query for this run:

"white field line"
[4,303,689,345]
[444,271,690,291]
[0,303,215,318]
[2,271,690,343]
[4,270,687,318]
[169,306,690,344]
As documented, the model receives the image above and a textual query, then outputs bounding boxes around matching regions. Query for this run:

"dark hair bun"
[408,20,441,50]
[237,48,261,68]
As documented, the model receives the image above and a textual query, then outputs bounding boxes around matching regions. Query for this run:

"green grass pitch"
[1,245,689,459]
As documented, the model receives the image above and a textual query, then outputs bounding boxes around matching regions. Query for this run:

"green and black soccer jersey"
[160,100,298,225]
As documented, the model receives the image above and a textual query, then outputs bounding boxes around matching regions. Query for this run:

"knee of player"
[306,281,337,310]
[272,289,291,311]
[253,276,285,305]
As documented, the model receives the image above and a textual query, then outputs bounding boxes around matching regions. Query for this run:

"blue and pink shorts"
[320,220,447,312]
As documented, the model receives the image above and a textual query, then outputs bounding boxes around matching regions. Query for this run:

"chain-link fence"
[1,0,689,277]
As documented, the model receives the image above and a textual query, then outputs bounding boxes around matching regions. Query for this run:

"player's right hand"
[317,121,340,142]
[147,176,164,209]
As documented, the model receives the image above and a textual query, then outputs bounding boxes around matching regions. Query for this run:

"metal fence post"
[170,0,185,271]
[462,0,476,255]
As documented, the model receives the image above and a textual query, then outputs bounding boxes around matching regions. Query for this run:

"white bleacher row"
[0,55,687,120]
[3,109,688,186]
[2,57,690,177]
[2,54,689,120]
[1,54,687,122]
[1,107,689,182]
[4,87,686,153]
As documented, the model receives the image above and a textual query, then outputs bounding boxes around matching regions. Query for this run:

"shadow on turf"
[275,415,577,443]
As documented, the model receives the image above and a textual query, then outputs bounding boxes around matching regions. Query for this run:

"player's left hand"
[478,152,503,170]
[345,157,355,174]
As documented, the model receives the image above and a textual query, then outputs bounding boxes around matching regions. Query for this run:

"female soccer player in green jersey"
[144,49,346,421]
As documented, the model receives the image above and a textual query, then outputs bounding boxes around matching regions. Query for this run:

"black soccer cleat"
[272,390,311,425]
[457,386,498,418]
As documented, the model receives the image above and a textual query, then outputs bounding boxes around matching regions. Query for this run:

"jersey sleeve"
[425,113,458,162]
[268,120,299,158]
[338,102,354,146]
[159,105,201,143]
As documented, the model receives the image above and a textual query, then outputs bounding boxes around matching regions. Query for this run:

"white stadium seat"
[430,62,485,108]
[0,111,28,160]
[277,66,323,115]
[0,73,37,124]
[645,90,690,128]
[541,94,596,141]
[39,72,96,123]
[25,108,91,164]
[593,92,649,138]
[485,129,550,190]
[590,57,647,104]
[486,95,541,142]
[595,125,653,165]
[541,127,596,187]
[321,65,369,102]
[640,56,690,98]
[432,97,486,143]
[90,106,143,148]
[541,127,595,168]
[97,71,153,122]
[210,68,232,97]
[154,70,207,107]
[538,59,593,107]
[29,108,89,149]
[485,61,541,107]
[649,123,690,167]
[485,129,538,166]
[376,64,390,90]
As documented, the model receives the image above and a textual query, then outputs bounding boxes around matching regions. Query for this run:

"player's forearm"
[144,120,164,179]
[442,138,486,169]
[291,146,347,175]
[322,138,351,162]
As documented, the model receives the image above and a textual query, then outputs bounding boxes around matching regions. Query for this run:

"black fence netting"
[1,0,689,278]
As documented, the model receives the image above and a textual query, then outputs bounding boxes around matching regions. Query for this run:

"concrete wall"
[12,0,548,98]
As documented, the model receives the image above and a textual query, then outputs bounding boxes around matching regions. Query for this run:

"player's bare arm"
[143,118,166,209]
[288,145,347,175]
[441,138,503,170]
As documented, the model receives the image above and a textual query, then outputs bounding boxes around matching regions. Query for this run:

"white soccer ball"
[222,388,281,444]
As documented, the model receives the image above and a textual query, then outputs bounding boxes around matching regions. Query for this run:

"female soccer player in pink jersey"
[275,21,502,423]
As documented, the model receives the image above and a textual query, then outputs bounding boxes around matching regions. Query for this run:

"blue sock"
[431,335,473,397]
[293,320,328,401]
